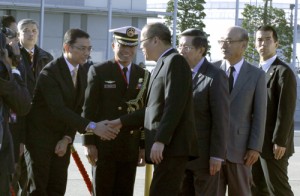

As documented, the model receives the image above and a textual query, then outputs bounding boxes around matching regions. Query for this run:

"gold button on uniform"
[118,106,122,110]
[130,130,134,134]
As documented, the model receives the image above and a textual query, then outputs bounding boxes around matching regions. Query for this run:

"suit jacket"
[82,59,148,161]
[121,49,199,163]
[260,57,297,159]
[187,58,229,170]
[26,56,89,149]
[0,60,31,174]
[214,59,267,164]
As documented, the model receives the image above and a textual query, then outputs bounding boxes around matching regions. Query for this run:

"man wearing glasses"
[178,28,229,196]
[214,26,267,196]
[25,29,118,195]
[82,26,148,196]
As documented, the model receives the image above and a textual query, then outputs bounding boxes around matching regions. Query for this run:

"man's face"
[255,30,278,61]
[18,23,39,49]
[140,29,155,61]
[218,28,246,64]
[65,37,92,66]
[112,41,137,66]
[178,36,203,68]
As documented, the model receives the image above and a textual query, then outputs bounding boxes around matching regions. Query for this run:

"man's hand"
[107,118,123,130]
[244,149,260,166]
[273,144,286,160]
[93,120,120,140]
[150,142,165,164]
[55,138,69,157]
[137,149,145,167]
[84,145,98,166]
[209,158,222,176]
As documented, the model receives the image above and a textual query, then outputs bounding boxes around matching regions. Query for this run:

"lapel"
[57,56,77,100]
[128,64,139,89]
[265,57,280,86]
[110,60,128,95]
[192,58,209,90]
[20,47,35,82]
[146,49,177,100]
[230,61,251,101]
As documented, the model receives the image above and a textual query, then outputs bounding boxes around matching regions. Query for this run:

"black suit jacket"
[82,60,148,161]
[26,56,89,148]
[261,57,297,159]
[186,58,229,170]
[121,49,199,163]
[0,61,31,174]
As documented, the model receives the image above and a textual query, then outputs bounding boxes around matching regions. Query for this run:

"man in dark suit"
[110,22,199,196]
[214,26,267,196]
[0,32,31,196]
[178,29,229,196]
[82,26,148,196]
[252,25,296,196]
[25,29,119,196]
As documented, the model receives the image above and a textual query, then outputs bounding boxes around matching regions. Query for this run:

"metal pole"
[39,0,45,48]
[292,0,298,69]
[235,0,239,26]
[106,0,112,60]
[172,0,178,48]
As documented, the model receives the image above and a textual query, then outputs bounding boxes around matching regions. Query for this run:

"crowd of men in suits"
[0,14,297,196]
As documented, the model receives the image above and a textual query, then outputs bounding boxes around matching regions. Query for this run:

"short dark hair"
[143,22,171,45]
[1,15,16,28]
[180,28,208,56]
[257,25,278,42]
[63,28,90,45]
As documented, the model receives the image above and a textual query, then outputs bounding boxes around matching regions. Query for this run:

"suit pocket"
[238,127,249,135]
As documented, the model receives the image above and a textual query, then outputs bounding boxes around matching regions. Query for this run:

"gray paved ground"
[65,131,300,196]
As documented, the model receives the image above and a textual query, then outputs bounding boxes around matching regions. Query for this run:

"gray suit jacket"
[214,60,267,164]
[187,58,230,170]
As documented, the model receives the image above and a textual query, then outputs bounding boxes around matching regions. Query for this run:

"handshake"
[91,119,122,140]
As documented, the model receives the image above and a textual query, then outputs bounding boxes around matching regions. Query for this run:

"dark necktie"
[123,67,128,83]
[228,66,235,93]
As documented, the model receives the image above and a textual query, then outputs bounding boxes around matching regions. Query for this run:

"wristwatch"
[86,122,96,133]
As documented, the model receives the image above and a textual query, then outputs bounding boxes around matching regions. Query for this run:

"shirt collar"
[64,56,79,72]
[260,55,277,72]
[157,47,173,62]
[192,57,205,74]
[118,62,132,72]
[225,58,244,74]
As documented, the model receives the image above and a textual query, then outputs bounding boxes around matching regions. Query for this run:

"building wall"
[0,0,149,64]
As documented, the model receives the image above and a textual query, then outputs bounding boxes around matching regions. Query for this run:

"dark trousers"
[252,157,293,196]
[219,161,252,196]
[0,172,11,196]
[94,159,137,196]
[252,158,270,196]
[150,156,188,196]
[180,168,220,196]
[25,145,71,196]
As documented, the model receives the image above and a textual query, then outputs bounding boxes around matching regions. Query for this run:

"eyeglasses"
[140,37,154,44]
[177,45,195,52]
[217,40,244,45]
[72,45,92,52]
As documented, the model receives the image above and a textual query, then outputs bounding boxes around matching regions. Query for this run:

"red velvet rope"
[10,185,15,196]
[70,145,93,195]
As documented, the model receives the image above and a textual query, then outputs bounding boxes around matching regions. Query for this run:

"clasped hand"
[93,119,122,140]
